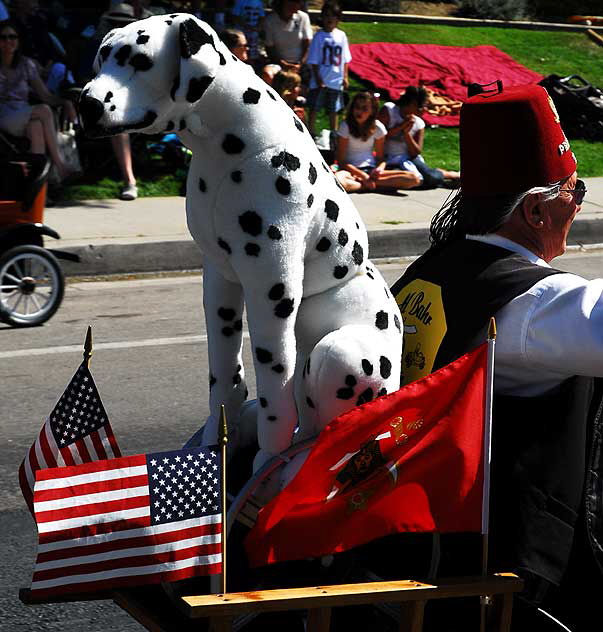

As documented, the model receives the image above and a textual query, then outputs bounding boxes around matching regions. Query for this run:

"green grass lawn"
[65,21,603,200]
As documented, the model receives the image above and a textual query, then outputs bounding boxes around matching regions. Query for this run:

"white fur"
[82,14,403,481]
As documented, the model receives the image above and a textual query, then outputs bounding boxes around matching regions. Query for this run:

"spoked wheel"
[0,245,65,327]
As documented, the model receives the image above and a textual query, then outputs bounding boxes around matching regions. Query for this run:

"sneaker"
[119,183,138,201]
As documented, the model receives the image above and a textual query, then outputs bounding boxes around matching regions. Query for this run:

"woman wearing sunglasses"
[0,20,77,183]
[390,83,602,632]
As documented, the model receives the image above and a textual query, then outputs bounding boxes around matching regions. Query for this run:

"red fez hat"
[460,82,576,196]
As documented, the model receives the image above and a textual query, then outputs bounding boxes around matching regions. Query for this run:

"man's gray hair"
[429,182,562,249]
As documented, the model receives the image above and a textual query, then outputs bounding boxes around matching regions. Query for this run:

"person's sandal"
[119,183,138,201]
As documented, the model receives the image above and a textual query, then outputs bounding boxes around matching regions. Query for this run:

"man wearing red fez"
[392,82,602,631]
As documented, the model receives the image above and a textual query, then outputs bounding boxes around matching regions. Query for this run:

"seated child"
[378,85,460,189]
[335,91,423,193]
[272,69,306,124]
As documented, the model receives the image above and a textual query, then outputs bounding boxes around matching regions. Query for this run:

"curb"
[55,217,603,277]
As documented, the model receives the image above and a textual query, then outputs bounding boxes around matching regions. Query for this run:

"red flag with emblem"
[245,344,488,567]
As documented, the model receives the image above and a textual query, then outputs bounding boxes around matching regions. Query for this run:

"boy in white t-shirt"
[306,1,351,138]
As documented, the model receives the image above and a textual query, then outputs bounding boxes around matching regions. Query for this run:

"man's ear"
[519,192,546,230]
[171,16,225,104]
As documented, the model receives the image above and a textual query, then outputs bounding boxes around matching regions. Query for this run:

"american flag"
[18,363,121,513]
[29,447,222,598]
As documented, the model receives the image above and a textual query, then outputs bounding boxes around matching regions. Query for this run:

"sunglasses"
[0,34,18,41]
[560,178,587,205]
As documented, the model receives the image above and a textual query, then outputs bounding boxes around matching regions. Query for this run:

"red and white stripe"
[19,418,120,513]
[30,455,222,598]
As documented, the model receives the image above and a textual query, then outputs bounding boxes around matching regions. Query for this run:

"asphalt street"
[2,252,603,631]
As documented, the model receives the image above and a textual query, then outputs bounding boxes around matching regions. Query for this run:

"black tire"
[0,245,65,327]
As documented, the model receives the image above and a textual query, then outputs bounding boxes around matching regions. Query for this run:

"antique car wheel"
[0,245,65,327]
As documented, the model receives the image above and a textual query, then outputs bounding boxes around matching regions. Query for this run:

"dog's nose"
[78,92,105,130]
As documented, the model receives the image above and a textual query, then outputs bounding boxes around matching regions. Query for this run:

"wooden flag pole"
[219,404,228,595]
[480,318,496,632]
[83,326,93,369]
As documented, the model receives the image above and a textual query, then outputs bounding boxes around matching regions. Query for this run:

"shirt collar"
[466,234,550,268]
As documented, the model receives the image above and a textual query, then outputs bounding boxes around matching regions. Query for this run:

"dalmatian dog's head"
[79,13,228,137]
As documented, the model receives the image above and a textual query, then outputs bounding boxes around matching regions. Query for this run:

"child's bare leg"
[335,170,363,192]
[329,111,338,132]
[25,118,45,154]
[375,170,422,190]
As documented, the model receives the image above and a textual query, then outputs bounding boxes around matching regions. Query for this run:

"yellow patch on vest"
[395,279,447,385]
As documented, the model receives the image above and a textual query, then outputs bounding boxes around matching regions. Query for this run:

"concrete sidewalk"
[45,178,603,276]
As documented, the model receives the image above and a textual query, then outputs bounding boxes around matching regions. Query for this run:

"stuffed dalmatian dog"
[80,14,402,482]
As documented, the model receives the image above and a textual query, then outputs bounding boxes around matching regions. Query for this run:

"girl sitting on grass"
[335,91,422,193]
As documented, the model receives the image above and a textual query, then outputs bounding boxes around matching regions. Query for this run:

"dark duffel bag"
[539,74,603,141]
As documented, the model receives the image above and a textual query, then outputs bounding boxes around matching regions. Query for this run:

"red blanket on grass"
[349,43,543,126]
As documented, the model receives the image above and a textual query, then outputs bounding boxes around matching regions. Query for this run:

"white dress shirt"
[467,234,603,396]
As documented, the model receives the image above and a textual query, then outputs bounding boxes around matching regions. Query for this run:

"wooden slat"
[307,607,332,632]
[181,575,523,619]
[399,600,426,632]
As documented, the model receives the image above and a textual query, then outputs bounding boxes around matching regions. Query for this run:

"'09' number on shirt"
[321,44,342,66]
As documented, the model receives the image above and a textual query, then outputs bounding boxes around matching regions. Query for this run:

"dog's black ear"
[174,16,224,104]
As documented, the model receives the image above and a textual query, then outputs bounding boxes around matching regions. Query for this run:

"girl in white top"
[335,91,424,193]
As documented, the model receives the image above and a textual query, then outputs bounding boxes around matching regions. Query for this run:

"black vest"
[392,239,603,587]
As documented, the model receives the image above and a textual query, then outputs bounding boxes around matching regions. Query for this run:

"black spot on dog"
[394,314,401,332]
[199,177,206,192]
[233,371,242,385]
[362,359,374,376]
[222,133,245,154]
[165,120,175,131]
[352,242,364,265]
[338,229,349,246]
[275,177,290,195]
[268,415,277,421]
[115,44,132,66]
[103,91,113,103]
[356,222,360,229]
[234,319,243,331]
[231,170,242,183]
[308,163,317,184]
[322,162,330,173]
[375,311,389,330]
[222,327,234,337]
[136,33,149,45]
[218,238,231,254]
[218,307,236,320]
[260,397,268,408]
[268,283,285,301]
[209,374,216,388]
[272,364,284,373]
[275,299,294,318]
[243,87,261,104]
[256,347,273,363]
[307,193,314,208]
[271,151,300,171]
[267,89,276,101]
[239,210,262,236]
[316,237,331,252]
[165,19,173,25]
[99,44,112,63]
[267,225,282,240]
[180,18,213,58]
[379,356,392,379]
[366,266,375,280]
[336,387,355,400]
[110,105,116,111]
[345,375,357,387]
[186,75,213,102]
[129,53,153,71]
[170,74,180,100]
[170,13,178,18]
[334,265,348,279]
[294,116,304,132]
[378,387,387,397]
[356,388,374,406]
[306,396,315,409]
[231,53,238,62]
[245,243,261,256]
[324,200,339,221]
